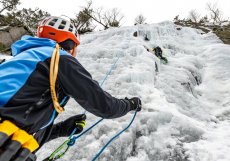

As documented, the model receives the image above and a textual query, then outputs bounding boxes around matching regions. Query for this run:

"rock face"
[0,26,29,52]
[174,20,230,45]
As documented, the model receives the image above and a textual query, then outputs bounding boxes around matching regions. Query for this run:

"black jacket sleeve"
[58,55,131,119]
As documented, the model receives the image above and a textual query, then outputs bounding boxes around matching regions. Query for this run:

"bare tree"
[17,8,50,34]
[103,8,124,28]
[90,7,108,29]
[206,2,223,23]
[188,9,200,23]
[82,6,124,29]
[174,15,179,21]
[0,7,50,34]
[77,1,109,30]
[199,15,209,23]
[134,14,146,25]
[0,0,20,14]
[72,0,124,31]
[72,0,95,34]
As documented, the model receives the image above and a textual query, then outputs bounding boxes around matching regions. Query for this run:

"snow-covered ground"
[1,21,230,161]
[0,54,11,60]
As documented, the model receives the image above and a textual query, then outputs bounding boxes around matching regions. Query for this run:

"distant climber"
[133,31,138,37]
[145,46,168,64]
[144,34,150,41]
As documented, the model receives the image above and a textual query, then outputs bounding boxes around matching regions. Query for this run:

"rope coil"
[50,44,64,113]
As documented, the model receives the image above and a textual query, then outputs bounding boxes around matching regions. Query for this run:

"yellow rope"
[50,44,64,113]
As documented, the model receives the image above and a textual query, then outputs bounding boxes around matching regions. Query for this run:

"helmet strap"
[71,45,77,57]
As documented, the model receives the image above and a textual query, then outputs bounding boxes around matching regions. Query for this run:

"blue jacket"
[0,35,131,138]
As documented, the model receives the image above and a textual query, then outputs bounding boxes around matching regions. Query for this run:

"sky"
[19,0,230,26]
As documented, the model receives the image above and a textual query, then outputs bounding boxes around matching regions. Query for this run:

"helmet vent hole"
[58,24,65,29]
[48,21,55,26]
[69,28,73,32]
[61,20,67,25]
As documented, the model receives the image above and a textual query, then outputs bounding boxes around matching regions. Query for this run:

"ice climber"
[0,16,142,161]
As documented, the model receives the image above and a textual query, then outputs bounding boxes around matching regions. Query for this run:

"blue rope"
[68,56,121,142]
[92,111,138,161]
[49,55,138,161]
[39,96,70,130]
[68,118,104,146]
[100,56,120,87]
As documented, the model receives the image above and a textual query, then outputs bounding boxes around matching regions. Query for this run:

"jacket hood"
[11,35,56,56]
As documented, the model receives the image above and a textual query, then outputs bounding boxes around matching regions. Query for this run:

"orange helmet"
[37,16,80,45]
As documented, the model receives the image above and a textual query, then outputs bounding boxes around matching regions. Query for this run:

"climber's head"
[37,16,80,56]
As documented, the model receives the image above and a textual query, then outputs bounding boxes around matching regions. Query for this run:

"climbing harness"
[46,54,138,161]
[0,120,39,161]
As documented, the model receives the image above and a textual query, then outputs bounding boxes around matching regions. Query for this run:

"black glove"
[125,97,142,112]
[62,114,86,135]
[72,114,86,133]
[48,114,86,141]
